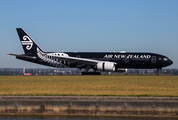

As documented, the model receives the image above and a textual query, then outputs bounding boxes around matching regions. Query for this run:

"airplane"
[7,28,173,75]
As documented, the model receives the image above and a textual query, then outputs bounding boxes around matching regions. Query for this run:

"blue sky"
[0,0,177,68]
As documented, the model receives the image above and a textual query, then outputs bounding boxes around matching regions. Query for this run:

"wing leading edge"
[53,55,99,65]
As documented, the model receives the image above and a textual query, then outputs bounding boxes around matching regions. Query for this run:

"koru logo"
[21,35,33,50]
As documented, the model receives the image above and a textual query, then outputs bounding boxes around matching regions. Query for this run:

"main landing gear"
[81,65,101,75]
[155,68,162,75]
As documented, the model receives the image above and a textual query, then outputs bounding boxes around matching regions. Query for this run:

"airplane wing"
[53,55,98,66]
[53,55,117,70]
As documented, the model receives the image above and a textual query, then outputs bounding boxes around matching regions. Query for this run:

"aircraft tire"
[155,72,159,75]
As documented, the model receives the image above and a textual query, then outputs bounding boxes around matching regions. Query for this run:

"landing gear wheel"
[155,72,159,75]
[155,68,161,75]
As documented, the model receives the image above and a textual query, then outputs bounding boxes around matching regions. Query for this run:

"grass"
[0,76,178,97]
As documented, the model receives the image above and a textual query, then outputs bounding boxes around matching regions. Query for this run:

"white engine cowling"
[97,62,116,72]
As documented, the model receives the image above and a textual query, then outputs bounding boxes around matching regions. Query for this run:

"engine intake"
[97,62,116,72]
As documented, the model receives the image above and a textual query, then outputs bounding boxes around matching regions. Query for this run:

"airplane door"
[151,56,156,63]
[124,58,129,63]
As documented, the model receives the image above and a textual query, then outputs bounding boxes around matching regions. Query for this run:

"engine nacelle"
[97,62,116,72]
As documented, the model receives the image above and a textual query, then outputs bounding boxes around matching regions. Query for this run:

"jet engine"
[97,62,116,72]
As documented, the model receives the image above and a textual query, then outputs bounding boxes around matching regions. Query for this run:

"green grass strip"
[0,76,178,97]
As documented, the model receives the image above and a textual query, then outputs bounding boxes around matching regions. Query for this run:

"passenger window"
[76,55,80,58]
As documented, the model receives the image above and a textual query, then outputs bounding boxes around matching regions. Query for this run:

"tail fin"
[16,28,44,55]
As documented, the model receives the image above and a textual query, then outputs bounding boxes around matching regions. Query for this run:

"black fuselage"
[17,52,173,70]
[65,52,173,69]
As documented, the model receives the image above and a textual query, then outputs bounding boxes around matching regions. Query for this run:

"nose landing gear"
[155,68,162,75]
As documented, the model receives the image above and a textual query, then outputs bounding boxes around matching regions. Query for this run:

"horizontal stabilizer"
[6,53,37,59]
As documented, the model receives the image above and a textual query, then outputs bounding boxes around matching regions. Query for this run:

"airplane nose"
[167,59,173,66]
[163,59,173,67]
[169,59,173,65]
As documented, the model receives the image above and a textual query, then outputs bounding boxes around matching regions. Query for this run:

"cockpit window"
[164,58,168,61]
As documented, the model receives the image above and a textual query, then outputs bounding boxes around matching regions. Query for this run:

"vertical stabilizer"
[16,28,44,55]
